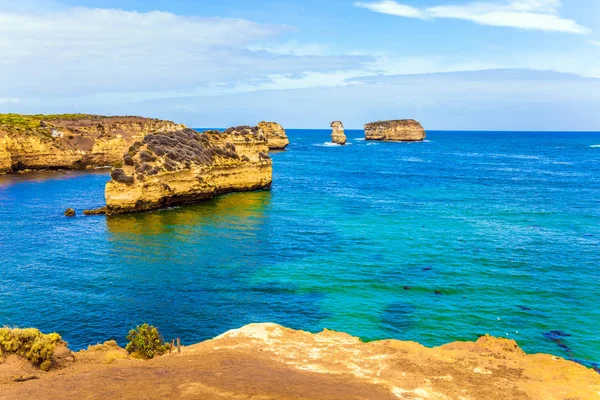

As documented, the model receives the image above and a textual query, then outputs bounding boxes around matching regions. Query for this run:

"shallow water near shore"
[1,130,599,369]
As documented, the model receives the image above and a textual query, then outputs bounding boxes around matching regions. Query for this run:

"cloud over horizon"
[355,0,590,34]
[0,6,369,97]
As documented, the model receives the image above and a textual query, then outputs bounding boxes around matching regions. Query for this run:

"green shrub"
[0,327,65,371]
[125,324,170,359]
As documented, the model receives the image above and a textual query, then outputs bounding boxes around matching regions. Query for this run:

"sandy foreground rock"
[1,323,598,400]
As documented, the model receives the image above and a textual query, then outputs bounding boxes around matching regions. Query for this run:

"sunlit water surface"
[1,130,599,370]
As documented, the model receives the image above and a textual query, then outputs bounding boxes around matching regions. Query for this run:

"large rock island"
[0,114,185,173]
[258,121,289,150]
[365,119,426,142]
[1,323,598,399]
[105,127,272,214]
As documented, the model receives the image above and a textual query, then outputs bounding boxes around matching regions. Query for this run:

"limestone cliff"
[258,121,289,150]
[105,127,272,214]
[330,121,347,145]
[0,114,185,173]
[365,119,426,142]
[2,323,599,400]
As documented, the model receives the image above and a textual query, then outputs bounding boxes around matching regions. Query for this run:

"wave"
[399,157,427,163]
[591,145,600,148]
[314,142,352,147]
[354,138,365,141]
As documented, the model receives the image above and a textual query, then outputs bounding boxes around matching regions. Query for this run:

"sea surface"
[1,130,599,369]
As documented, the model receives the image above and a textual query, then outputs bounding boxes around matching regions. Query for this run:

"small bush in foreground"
[125,324,170,359]
[0,327,64,371]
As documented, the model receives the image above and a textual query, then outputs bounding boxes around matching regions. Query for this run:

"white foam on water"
[314,142,352,147]
[354,138,365,141]
[367,142,378,146]
[399,157,427,163]
[590,145,600,148]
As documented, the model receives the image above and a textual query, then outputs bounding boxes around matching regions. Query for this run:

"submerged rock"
[0,114,185,174]
[104,127,272,214]
[64,208,75,217]
[258,121,289,150]
[364,119,426,142]
[330,121,347,145]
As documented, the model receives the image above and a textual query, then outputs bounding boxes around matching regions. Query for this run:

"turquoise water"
[1,130,599,370]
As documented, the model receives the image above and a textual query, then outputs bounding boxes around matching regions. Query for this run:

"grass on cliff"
[0,113,93,134]
[0,327,64,371]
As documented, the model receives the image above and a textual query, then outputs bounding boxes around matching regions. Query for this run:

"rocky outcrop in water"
[330,121,346,145]
[105,127,272,214]
[2,323,598,399]
[0,114,185,174]
[258,121,289,150]
[365,119,426,142]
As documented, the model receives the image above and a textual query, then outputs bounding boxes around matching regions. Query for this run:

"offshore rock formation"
[105,127,272,214]
[258,121,289,150]
[330,121,347,145]
[0,114,185,174]
[365,119,426,142]
[2,323,599,400]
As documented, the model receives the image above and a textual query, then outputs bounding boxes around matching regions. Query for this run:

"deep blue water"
[1,130,599,370]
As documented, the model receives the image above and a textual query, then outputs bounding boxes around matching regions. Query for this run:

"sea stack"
[0,114,186,174]
[330,121,347,145]
[104,127,272,214]
[364,119,426,142]
[258,121,290,150]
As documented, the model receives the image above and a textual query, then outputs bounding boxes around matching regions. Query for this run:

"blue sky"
[0,0,599,129]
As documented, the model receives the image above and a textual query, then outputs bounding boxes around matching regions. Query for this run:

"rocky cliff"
[365,119,426,142]
[0,114,185,173]
[2,323,598,400]
[104,127,272,214]
[258,121,289,150]
[330,121,347,145]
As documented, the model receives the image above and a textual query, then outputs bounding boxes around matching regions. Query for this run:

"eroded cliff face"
[105,127,272,214]
[2,323,598,400]
[365,119,426,142]
[0,114,185,173]
[330,121,347,145]
[258,121,289,150]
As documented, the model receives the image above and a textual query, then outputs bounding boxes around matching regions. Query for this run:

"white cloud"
[354,0,590,34]
[247,41,331,56]
[0,6,368,98]
[0,98,19,104]
[354,1,427,19]
[588,40,600,47]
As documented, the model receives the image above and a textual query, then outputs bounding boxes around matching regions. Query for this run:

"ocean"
[1,129,599,370]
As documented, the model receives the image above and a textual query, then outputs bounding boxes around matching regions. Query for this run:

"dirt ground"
[1,323,599,400]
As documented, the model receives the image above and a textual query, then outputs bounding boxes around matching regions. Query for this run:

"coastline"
[2,323,599,399]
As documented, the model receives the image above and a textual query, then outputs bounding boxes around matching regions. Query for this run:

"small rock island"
[330,121,347,145]
[258,121,290,150]
[104,126,272,214]
[0,114,185,173]
[364,119,426,142]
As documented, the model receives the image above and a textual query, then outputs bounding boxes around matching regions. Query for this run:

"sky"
[0,0,599,130]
